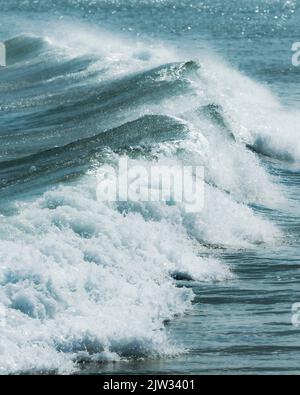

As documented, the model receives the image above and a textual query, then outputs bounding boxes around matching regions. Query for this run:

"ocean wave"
[0,25,295,373]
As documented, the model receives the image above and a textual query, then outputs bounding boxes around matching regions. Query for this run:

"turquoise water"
[0,0,299,374]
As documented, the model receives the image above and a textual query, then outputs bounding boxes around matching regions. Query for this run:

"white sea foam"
[197,56,300,163]
[0,174,233,374]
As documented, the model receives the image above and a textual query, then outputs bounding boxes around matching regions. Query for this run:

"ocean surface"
[0,0,300,375]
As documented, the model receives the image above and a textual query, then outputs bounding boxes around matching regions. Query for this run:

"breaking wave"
[0,25,296,373]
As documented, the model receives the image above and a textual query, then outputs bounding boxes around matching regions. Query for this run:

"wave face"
[0,1,299,374]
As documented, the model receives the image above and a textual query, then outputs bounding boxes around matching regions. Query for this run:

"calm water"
[0,0,299,374]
